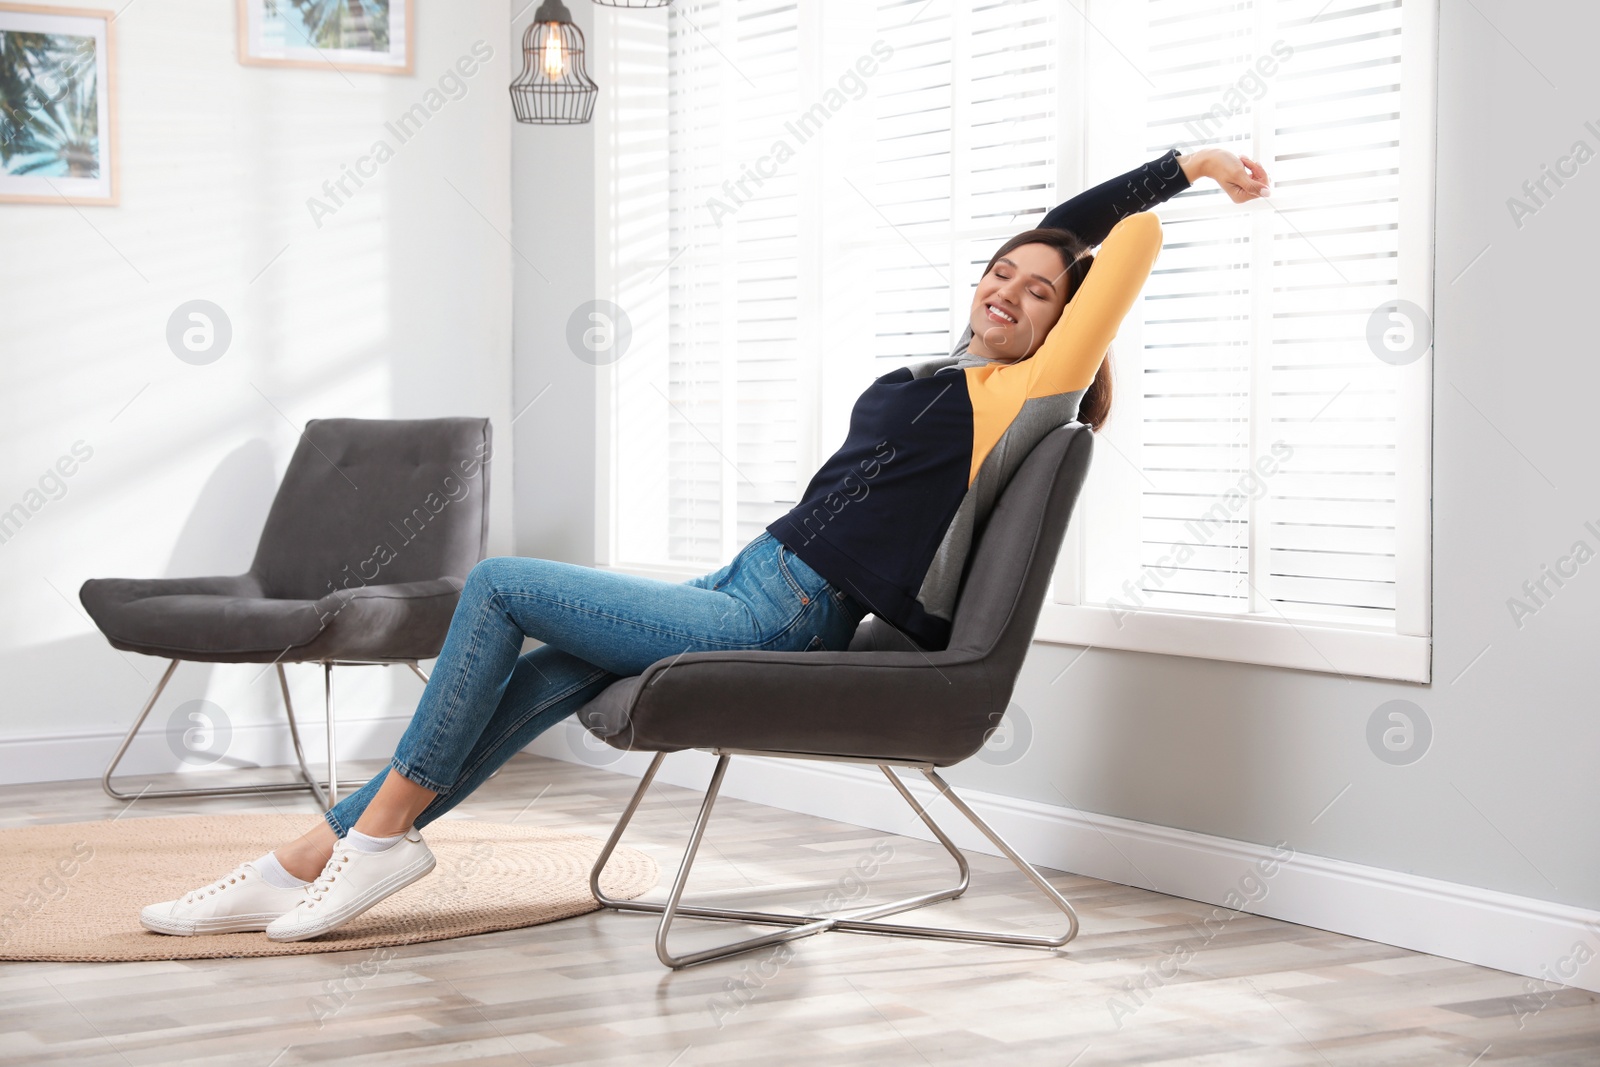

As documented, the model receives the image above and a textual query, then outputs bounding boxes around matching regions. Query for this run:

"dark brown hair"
[978,227,1114,432]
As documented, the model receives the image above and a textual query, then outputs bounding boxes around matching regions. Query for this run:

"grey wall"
[509,3,598,565]
[523,1,1599,912]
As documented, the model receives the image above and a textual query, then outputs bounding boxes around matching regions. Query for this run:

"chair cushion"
[581,647,992,766]
[295,578,465,663]
[576,676,644,742]
[846,615,931,653]
[80,575,463,664]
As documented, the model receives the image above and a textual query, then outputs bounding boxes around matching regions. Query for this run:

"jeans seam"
[432,667,614,805]
[496,590,756,650]
[722,590,758,641]
[415,580,497,778]
[774,546,814,606]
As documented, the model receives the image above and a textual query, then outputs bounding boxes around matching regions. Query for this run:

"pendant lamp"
[510,0,599,125]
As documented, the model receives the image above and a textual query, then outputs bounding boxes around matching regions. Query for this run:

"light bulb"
[542,26,566,79]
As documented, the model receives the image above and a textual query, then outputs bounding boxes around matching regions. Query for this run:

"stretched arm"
[1040,148,1190,245]
[1018,211,1164,398]
[1041,147,1272,243]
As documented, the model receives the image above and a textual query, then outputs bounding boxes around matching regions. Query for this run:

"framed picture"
[0,3,117,205]
[238,0,413,75]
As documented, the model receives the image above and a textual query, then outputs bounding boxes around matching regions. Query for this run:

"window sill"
[1035,603,1430,683]
[595,565,1431,683]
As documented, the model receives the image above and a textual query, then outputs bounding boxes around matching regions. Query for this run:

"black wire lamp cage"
[511,0,600,125]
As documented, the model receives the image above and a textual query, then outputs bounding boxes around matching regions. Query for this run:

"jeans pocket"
[774,545,817,607]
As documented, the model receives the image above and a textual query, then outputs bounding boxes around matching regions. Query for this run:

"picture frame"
[0,2,117,206]
[238,0,414,76]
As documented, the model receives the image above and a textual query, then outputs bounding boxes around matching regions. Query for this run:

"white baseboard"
[528,724,1600,996]
[0,715,413,789]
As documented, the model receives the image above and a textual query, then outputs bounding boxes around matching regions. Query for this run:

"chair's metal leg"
[590,752,667,907]
[589,753,855,941]
[590,754,963,928]
[101,659,366,803]
[588,757,1081,967]
[879,764,970,899]
[102,659,181,801]
[915,767,1080,944]
[278,664,328,811]
[652,755,843,968]
[824,768,1080,948]
[324,662,338,806]
[587,755,976,969]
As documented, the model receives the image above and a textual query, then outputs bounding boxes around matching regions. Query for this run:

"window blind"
[663,0,803,565]
[870,0,1063,372]
[1090,0,1412,627]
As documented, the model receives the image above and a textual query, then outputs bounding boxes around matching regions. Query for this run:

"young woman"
[140,146,1269,941]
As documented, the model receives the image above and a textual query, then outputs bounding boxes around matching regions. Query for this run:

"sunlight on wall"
[0,0,512,757]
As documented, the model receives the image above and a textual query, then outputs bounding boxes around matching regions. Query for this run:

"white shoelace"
[182,864,252,905]
[305,850,352,906]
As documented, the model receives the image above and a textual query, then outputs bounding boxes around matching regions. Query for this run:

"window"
[1046,0,1434,680]
[592,0,1433,681]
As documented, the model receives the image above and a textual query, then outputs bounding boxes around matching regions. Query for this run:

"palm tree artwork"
[264,0,391,53]
[0,30,100,180]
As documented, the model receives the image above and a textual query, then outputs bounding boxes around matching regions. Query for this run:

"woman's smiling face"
[967,241,1073,364]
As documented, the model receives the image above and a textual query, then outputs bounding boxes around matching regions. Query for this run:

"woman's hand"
[1177,147,1271,203]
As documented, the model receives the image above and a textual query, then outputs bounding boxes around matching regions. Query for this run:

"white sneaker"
[266,829,435,942]
[141,861,307,936]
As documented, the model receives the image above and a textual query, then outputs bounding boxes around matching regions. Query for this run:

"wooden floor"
[2,754,1596,1066]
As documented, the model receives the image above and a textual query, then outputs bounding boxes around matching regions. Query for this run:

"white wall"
[0,1,514,779]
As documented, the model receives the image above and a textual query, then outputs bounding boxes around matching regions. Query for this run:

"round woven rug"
[0,814,659,962]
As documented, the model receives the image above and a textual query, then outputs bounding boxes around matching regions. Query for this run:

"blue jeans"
[322,531,868,836]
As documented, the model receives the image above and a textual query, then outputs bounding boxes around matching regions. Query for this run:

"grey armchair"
[580,422,1095,968]
[80,417,492,809]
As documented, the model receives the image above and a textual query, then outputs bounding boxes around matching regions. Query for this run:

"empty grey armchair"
[581,422,1094,968]
[80,417,492,809]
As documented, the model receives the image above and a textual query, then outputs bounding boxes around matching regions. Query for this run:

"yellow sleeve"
[1021,211,1163,398]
